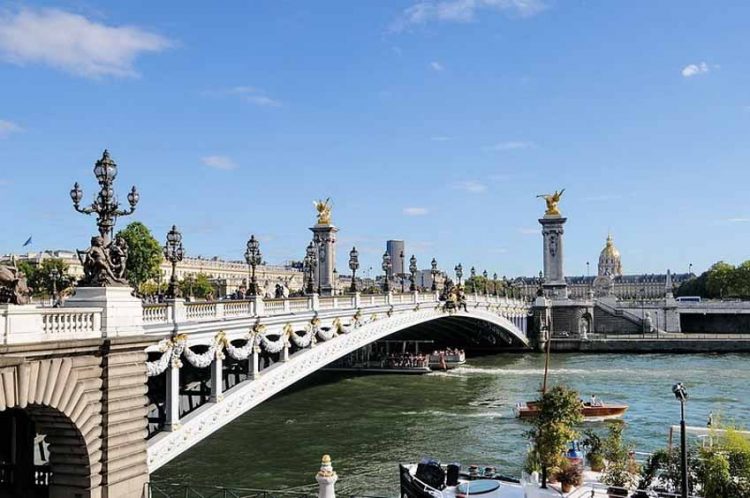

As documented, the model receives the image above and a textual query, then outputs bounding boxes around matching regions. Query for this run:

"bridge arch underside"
[384,315,528,352]
[0,359,102,498]
[148,308,529,471]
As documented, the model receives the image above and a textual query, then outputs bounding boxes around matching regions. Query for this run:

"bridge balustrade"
[0,305,102,344]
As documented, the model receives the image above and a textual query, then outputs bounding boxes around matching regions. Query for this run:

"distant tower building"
[386,240,405,277]
[598,234,622,277]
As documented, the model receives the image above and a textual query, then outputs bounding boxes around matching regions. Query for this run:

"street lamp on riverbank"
[672,382,689,498]
[455,263,463,286]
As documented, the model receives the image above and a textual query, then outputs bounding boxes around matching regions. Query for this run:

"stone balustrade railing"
[1,291,531,345]
[1,305,102,345]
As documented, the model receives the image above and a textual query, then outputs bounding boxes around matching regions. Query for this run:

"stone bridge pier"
[0,288,151,498]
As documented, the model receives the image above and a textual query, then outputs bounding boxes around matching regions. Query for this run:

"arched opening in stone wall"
[0,405,94,498]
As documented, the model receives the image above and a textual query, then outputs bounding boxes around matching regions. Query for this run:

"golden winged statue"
[313,198,332,225]
[536,188,565,216]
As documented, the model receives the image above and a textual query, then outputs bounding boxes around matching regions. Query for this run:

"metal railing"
[146,482,389,498]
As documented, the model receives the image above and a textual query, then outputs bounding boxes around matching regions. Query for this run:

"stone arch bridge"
[0,290,531,497]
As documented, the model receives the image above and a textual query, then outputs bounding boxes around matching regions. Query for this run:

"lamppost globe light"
[70,182,83,206]
[127,186,140,208]
[672,382,688,400]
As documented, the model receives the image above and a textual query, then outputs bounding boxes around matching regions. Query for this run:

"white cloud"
[201,155,237,171]
[0,8,172,78]
[681,62,709,78]
[430,61,444,71]
[726,217,750,223]
[403,207,430,216]
[486,140,534,151]
[452,180,487,193]
[518,227,537,235]
[392,0,545,31]
[208,86,282,107]
[0,119,22,138]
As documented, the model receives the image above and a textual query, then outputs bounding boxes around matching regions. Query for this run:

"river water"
[154,353,750,495]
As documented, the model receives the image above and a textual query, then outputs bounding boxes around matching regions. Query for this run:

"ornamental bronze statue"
[536,188,565,216]
[76,235,129,286]
[313,198,332,225]
[0,263,32,305]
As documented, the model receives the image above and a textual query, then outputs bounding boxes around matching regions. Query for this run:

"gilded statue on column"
[313,198,333,225]
[536,188,565,216]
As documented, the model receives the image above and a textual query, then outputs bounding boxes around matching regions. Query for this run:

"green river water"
[154,353,750,495]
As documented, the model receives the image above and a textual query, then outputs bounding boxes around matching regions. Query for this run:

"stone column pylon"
[310,224,338,296]
[539,215,568,300]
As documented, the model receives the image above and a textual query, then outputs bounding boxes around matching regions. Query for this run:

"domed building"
[598,234,622,277]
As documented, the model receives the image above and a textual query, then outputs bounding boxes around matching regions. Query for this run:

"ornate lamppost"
[245,235,262,297]
[430,258,438,292]
[70,150,140,244]
[382,251,392,292]
[455,263,463,286]
[399,250,405,293]
[305,242,317,294]
[163,225,184,299]
[409,254,417,292]
[348,247,359,293]
[470,266,476,294]
[672,383,690,498]
[49,268,60,305]
[69,150,139,286]
[493,272,498,296]
[482,270,488,295]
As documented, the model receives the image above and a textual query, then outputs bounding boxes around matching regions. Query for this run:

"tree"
[527,385,583,487]
[115,222,163,292]
[15,258,70,298]
[706,261,735,298]
[179,273,214,300]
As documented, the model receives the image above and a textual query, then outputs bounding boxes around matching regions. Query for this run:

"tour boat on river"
[514,400,629,421]
[428,349,466,370]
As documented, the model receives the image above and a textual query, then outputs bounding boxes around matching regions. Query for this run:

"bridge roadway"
[0,289,531,498]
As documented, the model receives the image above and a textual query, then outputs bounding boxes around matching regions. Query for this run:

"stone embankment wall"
[551,338,750,353]
[680,314,750,334]
[593,307,641,334]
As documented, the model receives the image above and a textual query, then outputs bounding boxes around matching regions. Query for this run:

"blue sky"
[1,0,749,278]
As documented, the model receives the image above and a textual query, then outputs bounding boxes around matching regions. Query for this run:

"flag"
[22,236,32,247]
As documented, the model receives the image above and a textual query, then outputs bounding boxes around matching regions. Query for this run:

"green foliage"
[696,450,731,497]
[179,273,215,299]
[527,385,583,482]
[582,428,605,470]
[601,424,638,488]
[140,281,166,297]
[678,260,750,299]
[115,222,163,291]
[16,258,70,297]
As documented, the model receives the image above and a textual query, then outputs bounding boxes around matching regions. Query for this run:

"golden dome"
[600,234,620,259]
[598,233,622,277]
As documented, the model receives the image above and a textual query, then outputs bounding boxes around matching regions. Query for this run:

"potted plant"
[525,385,584,488]
[601,425,636,498]
[582,429,605,472]
[556,462,583,493]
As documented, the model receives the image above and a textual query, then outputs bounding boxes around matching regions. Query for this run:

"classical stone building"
[516,234,693,300]
[1,251,304,297]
